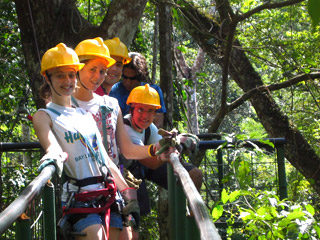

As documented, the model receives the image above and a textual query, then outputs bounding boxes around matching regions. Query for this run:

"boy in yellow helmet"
[95,37,131,96]
[122,84,203,240]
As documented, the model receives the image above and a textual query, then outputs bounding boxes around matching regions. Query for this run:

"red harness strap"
[62,177,117,238]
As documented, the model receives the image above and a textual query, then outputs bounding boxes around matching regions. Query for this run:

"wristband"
[148,144,156,157]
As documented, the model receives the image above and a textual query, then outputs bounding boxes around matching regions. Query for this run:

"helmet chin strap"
[46,71,61,96]
[77,72,89,90]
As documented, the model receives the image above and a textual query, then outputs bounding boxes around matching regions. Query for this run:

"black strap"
[123,118,151,145]
[68,176,105,187]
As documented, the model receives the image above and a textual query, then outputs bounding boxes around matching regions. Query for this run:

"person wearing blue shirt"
[109,52,167,128]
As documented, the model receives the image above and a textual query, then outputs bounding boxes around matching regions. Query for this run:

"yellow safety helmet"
[40,43,84,75]
[127,84,161,109]
[104,37,131,65]
[75,37,116,68]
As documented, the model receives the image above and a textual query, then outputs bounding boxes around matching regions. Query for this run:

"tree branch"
[227,72,320,113]
[236,0,305,22]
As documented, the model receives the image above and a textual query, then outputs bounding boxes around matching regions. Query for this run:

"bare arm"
[107,156,131,190]
[33,111,64,155]
[138,156,164,170]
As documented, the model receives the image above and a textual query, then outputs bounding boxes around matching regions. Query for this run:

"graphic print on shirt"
[91,111,117,160]
[64,129,100,163]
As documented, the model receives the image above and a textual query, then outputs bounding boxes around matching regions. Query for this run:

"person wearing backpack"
[122,84,203,240]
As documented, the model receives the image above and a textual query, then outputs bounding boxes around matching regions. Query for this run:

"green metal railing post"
[42,181,56,240]
[216,148,223,197]
[276,146,288,200]
[175,181,186,240]
[168,163,176,240]
[15,218,31,240]
[186,214,200,240]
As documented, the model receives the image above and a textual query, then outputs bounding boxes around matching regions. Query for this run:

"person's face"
[78,58,107,91]
[104,56,124,86]
[122,67,140,92]
[47,66,77,96]
[131,103,157,130]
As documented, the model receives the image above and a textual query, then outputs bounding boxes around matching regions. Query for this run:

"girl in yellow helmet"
[33,43,137,240]
[72,37,173,240]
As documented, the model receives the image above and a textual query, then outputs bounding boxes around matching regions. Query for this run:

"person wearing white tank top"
[33,42,138,240]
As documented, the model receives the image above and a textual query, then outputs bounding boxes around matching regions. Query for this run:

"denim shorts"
[61,201,123,232]
[109,211,123,229]
[73,213,103,232]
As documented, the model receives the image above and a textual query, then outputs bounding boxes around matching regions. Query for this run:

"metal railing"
[0,137,286,240]
[0,164,56,239]
[167,137,286,240]
[168,153,221,240]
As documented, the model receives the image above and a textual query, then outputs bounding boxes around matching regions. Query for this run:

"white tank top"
[39,102,107,201]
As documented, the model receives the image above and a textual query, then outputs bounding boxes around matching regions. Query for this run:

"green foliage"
[76,0,110,25]
[203,134,320,239]
[0,0,35,142]
[212,188,320,239]
[308,0,320,29]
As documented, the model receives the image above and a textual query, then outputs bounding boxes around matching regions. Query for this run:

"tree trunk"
[159,1,173,129]
[174,46,205,134]
[177,3,320,195]
[158,1,173,239]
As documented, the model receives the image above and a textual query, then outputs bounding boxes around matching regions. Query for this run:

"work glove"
[123,168,142,189]
[176,133,200,159]
[149,128,179,162]
[121,188,140,231]
[38,152,68,178]
[156,129,199,159]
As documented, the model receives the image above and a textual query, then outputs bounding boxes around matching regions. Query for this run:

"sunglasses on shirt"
[122,74,139,81]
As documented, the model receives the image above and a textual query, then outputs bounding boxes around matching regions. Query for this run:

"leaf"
[257,206,266,216]
[221,188,229,204]
[305,204,315,216]
[211,205,224,221]
[229,190,241,203]
[239,211,251,220]
[287,211,305,220]
[314,225,320,237]
[308,0,320,29]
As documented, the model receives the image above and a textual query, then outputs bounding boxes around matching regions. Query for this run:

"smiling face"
[104,56,124,86]
[131,103,157,131]
[78,58,107,91]
[122,67,140,92]
[46,66,77,96]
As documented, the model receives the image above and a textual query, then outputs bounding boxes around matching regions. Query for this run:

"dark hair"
[123,52,150,83]
[39,81,52,101]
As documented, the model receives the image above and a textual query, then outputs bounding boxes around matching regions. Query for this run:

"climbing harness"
[46,107,116,239]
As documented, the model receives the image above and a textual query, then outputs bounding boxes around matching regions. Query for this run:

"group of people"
[33,36,202,240]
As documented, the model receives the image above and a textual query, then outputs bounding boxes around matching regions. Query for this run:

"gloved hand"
[156,128,179,155]
[38,152,68,178]
[176,133,200,158]
[121,188,140,231]
[155,129,199,159]
[123,168,142,189]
